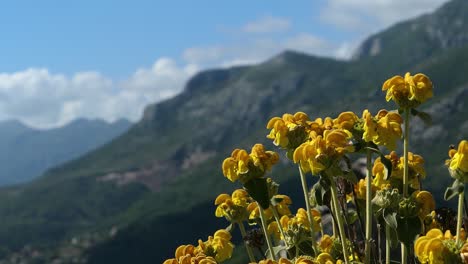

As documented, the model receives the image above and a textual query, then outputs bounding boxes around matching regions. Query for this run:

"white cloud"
[0,58,197,128]
[182,32,338,68]
[243,15,291,33]
[320,0,448,32]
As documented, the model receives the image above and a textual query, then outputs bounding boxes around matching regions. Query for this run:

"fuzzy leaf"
[444,179,464,201]
[380,154,393,180]
[396,216,421,247]
[244,178,270,209]
[383,209,397,229]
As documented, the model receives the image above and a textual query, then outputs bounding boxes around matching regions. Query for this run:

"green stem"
[457,190,465,244]
[403,108,410,197]
[271,205,291,255]
[330,179,350,264]
[365,149,373,264]
[401,108,410,264]
[386,224,391,264]
[258,203,276,261]
[298,165,318,253]
[238,221,256,263]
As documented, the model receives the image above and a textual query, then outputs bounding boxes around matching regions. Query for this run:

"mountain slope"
[1,0,468,262]
[0,118,132,185]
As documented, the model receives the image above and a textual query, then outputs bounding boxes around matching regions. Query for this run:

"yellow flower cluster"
[247,194,292,221]
[215,189,251,223]
[447,140,468,181]
[267,112,310,149]
[373,151,426,190]
[293,129,353,175]
[163,229,234,264]
[382,72,433,108]
[222,144,279,183]
[413,190,436,219]
[253,253,342,264]
[414,228,465,264]
[362,109,403,151]
[267,208,321,241]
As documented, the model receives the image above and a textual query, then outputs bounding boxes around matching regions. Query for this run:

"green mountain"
[0,118,132,185]
[1,0,468,263]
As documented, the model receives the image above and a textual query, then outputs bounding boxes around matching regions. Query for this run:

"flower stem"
[298,165,318,254]
[238,221,256,263]
[386,224,391,264]
[330,179,350,264]
[401,107,410,264]
[271,205,292,258]
[457,190,465,244]
[403,108,410,197]
[258,203,276,261]
[365,149,373,264]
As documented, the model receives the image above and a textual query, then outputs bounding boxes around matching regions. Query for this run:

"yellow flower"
[256,259,293,264]
[413,228,463,264]
[382,72,433,108]
[267,112,310,149]
[382,74,409,104]
[267,221,281,240]
[408,73,433,103]
[222,144,279,183]
[214,189,251,222]
[211,230,234,262]
[295,256,315,264]
[247,202,273,221]
[281,208,321,233]
[448,140,468,173]
[372,158,391,190]
[222,149,250,182]
[274,194,293,216]
[250,143,280,172]
[362,109,377,143]
[374,110,403,150]
[354,179,367,200]
[196,229,234,263]
[395,151,426,189]
[267,117,290,148]
[413,191,435,219]
[164,244,217,264]
[293,136,327,174]
[293,129,353,175]
[319,235,334,253]
[333,111,358,131]
[315,253,335,264]
[362,109,403,151]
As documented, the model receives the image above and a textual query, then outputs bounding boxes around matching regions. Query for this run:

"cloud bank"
[0,59,197,128]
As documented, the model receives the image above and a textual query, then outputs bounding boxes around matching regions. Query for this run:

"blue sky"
[0,0,448,128]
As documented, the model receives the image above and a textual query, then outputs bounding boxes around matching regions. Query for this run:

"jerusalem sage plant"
[163,73,468,264]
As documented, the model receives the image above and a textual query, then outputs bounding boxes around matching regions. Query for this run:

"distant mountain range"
[0,0,467,263]
[0,118,131,185]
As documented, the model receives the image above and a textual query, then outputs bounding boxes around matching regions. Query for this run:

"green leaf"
[396,216,421,247]
[225,223,234,232]
[312,182,324,206]
[244,178,270,209]
[347,209,359,225]
[383,209,397,229]
[444,179,464,201]
[265,245,288,258]
[380,154,393,180]
[342,170,358,184]
[389,226,399,249]
[411,108,432,126]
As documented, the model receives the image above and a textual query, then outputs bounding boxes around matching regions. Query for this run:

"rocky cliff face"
[353,0,468,60]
